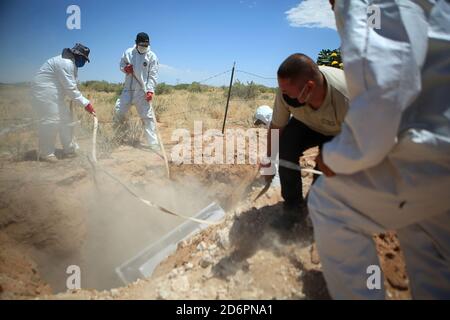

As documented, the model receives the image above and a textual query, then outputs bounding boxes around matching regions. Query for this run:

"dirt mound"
[0,231,51,299]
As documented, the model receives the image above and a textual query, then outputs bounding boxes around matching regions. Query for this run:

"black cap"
[70,43,90,62]
[136,32,150,45]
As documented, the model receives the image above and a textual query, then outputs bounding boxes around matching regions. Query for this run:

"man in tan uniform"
[263,53,349,223]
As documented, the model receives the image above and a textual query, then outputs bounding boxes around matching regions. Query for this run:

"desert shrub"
[173,83,190,91]
[80,80,123,93]
[255,84,276,94]
[155,82,173,95]
[228,80,259,100]
[188,82,204,93]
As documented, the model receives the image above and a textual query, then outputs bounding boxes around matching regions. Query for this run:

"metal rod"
[222,62,236,134]
[128,71,171,179]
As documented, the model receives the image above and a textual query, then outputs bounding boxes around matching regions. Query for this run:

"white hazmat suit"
[308,0,450,299]
[114,46,159,146]
[31,49,90,158]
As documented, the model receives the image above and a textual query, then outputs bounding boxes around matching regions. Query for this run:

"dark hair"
[277,53,320,84]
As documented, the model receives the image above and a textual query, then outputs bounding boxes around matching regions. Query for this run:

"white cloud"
[239,0,257,9]
[286,0,336,30]
[159,64,176,72]
[159,64,206,80]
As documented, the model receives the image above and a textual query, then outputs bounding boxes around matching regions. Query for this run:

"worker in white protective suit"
[31,43,95,162]
[114,32,159,149]
[308,0,450,299]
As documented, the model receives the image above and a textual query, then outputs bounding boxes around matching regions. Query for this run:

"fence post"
[222,62,236,134]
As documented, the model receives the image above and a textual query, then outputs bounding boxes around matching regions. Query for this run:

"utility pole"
[222,62,236,134]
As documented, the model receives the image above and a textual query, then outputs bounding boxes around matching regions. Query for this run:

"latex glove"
[146,91,154,102]
[124,64,134,74]
[84,103,96,115]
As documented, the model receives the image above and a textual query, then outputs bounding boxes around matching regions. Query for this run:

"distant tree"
[155,82,173,95]
[226,80,275,99]
[317,48,343,69]
[80,80,123,93]
[173,83,190,90]
[226,80,257,99]
[189,82,204,93]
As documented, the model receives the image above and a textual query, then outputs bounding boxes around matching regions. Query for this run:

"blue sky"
[0,0,339,87]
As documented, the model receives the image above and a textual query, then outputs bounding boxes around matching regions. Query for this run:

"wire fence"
[236,70,277,80]
[152,67,276,122]
[0,65,277,140]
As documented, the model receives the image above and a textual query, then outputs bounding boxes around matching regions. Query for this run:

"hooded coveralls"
[31,49,90,157]
[308,0,450,299]
[114,46,159,146]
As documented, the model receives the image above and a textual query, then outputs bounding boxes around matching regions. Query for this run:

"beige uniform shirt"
[272,66,349,136]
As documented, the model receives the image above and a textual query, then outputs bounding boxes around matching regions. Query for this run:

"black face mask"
[282,94,306,108]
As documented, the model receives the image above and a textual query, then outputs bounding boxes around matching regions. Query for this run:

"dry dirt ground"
[0,123,411,300]
[0,84,410,300]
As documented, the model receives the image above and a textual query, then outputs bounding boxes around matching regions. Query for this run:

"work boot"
[271,201,306,230]
[63,151,78,159]
[283,201,307,225]
[63,143,79,159]
[39,154,58,163]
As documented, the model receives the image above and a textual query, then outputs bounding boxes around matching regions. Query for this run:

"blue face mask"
[75,55,86,68]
